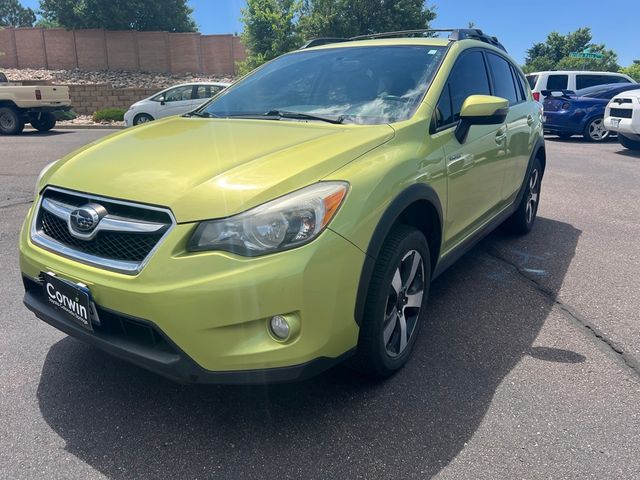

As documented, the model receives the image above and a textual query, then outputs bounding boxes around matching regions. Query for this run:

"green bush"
[92,108,126,122]
[54,109,77,121]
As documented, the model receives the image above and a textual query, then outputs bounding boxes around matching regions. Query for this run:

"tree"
[620,60,640,82]
[240,0,437,73]
[38,0,197,32]
[238,0,301,74]
[523,28,619,73]
[0,0,36,27]
[298,0,436,39]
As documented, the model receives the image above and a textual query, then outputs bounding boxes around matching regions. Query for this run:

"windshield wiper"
[183,111,214,118]
[264,110,345,124]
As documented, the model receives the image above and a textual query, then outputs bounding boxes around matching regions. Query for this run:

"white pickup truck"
[0,73,71,135]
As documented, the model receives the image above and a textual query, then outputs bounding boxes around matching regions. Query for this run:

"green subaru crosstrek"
[20,29,545,383]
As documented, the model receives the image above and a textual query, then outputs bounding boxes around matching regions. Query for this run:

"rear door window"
[546,74,568,90]
[526,75,538,90]
[576,74,630,89]
[486,53,519,105]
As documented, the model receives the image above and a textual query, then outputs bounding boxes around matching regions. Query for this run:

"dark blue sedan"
[543,83,640,141]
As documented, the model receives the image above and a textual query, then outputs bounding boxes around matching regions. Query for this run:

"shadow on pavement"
[20,130,73,137]
[614,147,640,158]
[36,217,581,479]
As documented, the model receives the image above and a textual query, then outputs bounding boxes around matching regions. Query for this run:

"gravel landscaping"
[2,68,236,89]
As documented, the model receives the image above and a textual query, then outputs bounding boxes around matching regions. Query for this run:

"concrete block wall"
[43,29,76,69]
[0,27,18,67]
[67,84,159,115]
[0,27,245,74]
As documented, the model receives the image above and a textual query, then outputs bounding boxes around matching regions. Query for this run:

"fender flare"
[353,183,443,326]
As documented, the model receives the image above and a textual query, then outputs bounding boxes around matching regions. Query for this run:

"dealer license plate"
[42,272,94,331]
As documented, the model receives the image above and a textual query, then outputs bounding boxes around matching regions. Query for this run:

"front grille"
[610,108,633,119]
[41,210,164,262]
[32,187,174,274]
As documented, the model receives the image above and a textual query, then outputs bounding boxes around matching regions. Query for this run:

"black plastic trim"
[353,184,443,326]
[23,276,354,384]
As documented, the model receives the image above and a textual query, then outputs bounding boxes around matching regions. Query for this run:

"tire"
[29,112,57,132]
[133,113,154,125]
[0,107,24,135]
[354,225,431,379]
[504,157,542,235]
[583,117,609,142]
[618,134,640,151]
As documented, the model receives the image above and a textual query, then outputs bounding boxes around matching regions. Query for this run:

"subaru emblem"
[70,205,101,232]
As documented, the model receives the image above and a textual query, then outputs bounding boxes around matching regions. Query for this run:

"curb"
[55,124,124,130]
[24,125,124,131]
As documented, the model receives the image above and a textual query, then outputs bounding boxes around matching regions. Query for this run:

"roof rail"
[301,28,507,52]
[300,37,351,49]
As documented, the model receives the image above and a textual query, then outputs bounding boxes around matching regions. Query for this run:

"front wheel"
[504,157,542,234]
[0,107,24,135]
[354,225,431,379]
[133,113,154,125]
[618,134,640,151]
[583,117,609,142]
[30,112,57,132]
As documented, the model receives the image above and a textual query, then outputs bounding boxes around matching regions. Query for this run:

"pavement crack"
[0,199,33,209]
[484,247,640,377]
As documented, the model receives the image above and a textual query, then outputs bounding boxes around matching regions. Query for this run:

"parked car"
[604,88,640,150]
[0,73,71,135]
[542,83,640,141]
[526,71,634,102]
[21,29,545,383]
[124,82,230,126]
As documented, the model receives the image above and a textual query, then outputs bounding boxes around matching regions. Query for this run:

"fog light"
[270,315,290,340]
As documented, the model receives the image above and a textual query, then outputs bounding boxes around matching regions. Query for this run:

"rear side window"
[526,75,538,89]
[576,74,630,89]
[546,74,568,90]
[512,66,529,101]
[486,53,519,105]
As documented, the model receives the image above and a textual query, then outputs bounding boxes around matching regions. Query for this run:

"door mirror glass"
[455,95,509,143]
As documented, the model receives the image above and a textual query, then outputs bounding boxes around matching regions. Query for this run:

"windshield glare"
[202,45,446,125]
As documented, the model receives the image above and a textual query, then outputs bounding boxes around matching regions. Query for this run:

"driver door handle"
[527,115,534,126]
[495,127,507,144]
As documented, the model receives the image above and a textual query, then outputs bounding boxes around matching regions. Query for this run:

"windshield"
[201,45,447,125]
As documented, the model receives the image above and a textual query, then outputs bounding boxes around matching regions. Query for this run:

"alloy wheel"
[383,250,425,357]
[526,168,539,224]
[588,118,609,141]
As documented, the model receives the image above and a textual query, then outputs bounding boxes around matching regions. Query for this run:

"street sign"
[570,48,604,59]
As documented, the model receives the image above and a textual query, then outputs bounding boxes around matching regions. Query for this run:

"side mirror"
[455,95,509,143]
[158,96,166,105]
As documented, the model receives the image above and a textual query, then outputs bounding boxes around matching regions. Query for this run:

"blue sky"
[22,0,638,66]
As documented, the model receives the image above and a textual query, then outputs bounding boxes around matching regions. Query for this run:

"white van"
[526,71,634,102]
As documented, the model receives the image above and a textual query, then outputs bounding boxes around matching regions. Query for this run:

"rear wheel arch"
[354,183,443,326]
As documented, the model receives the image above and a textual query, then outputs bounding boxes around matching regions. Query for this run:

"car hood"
[45,117,394,222]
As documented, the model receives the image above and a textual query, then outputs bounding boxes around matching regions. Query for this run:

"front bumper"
[20,204,365,382]
[123,110,133,127]
[23,275,353,384]
[604,115,640,135]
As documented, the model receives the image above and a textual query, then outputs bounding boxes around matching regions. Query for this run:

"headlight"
[187,181,349,256]
[35,160,58,197]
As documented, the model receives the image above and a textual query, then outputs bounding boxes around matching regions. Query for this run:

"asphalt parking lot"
[1,130,639,479]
